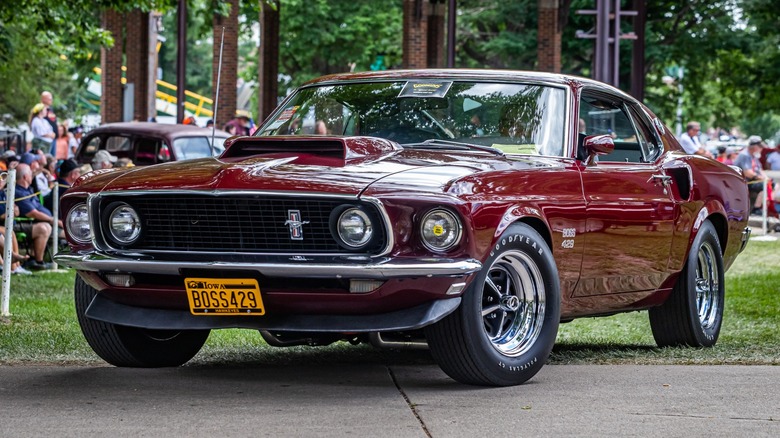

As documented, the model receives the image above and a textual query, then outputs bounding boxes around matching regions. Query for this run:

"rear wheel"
[425,223,560,386]
[75,275,210,367]
[649,220,724,347]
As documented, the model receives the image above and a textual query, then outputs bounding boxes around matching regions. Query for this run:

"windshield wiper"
[405,139,505,157]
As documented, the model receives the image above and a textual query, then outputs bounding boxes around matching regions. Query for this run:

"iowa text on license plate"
[185,278,265,316]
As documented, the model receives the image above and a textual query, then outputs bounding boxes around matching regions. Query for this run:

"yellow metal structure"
[93,67,214,117]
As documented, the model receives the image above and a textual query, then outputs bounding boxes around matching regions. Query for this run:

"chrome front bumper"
[54,251,483,279]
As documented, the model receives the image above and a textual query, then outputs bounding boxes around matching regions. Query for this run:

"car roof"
[302,69,637,104]
[85,122,230,139]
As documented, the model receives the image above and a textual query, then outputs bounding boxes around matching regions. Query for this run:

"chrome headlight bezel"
[335,207,374,249]
[420,208,462,252]
[103,202,142,246]
[66,203,92,244]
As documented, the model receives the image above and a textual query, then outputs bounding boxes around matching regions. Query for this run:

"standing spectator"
[67,125,84,158]
[29,103,55,151]
[54,124,70,160]
[91,150,117,170]
[40,91,58,133]
[14,163,54,270]
[678,121,713,158]
[223,113,252,136]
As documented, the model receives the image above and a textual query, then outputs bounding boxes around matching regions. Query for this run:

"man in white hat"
[91,149,118,170]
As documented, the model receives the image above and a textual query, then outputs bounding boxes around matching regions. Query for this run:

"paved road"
[1,363,778,437]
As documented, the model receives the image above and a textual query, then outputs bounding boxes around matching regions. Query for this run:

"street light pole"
[674,66,684,137]
[663,66,685,137]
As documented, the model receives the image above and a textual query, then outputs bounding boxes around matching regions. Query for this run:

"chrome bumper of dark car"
[54,251,482,279]
[85,292,461,332]
[740,227,751,253]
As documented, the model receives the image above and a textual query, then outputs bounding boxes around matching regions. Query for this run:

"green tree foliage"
[0,0,173,124]
[276,0,402,88]
[4,0,779,139]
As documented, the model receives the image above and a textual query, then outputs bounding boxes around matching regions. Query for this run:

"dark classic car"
[56,70,750,386]
[75,122,230,166]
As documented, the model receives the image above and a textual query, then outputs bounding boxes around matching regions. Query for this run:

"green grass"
[0,238,778,366]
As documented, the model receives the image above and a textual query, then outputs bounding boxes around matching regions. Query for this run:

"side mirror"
[583,134,615,155]
[582,134,614,165]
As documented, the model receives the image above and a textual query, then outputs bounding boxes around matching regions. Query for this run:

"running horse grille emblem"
[284,210,310,241]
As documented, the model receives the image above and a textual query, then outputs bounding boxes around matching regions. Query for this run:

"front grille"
[98,194,386,254]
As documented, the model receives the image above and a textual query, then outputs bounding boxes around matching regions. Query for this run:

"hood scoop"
[221,136,401,165]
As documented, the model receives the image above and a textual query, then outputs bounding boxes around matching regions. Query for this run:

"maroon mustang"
[56,70,750,386]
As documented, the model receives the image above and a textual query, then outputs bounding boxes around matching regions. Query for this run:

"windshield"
[257,80,566,156]
[172,136,226,160]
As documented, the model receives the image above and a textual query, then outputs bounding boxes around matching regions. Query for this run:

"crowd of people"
[0,90,121,274]
[678,120,780,218]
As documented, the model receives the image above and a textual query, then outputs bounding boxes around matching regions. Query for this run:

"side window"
[627,105,662,162]
[105,136,132,153]
[579,93,642,163]
[83,136,100,154]
[135,137,162,165]
[173,137,212,160]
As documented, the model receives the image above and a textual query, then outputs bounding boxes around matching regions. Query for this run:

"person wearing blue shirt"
[14,163,54,270]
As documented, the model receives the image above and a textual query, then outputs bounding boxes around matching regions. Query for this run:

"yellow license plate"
[185,278,265,316]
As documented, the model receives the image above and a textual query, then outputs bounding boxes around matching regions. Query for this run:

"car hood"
[73,136,548,197]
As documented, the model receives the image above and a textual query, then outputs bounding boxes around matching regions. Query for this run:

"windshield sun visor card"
[398,81,453,98]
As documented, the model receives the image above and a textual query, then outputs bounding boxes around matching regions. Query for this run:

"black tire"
[425,223,560,386]
[649,220,724,347]
[75,275,210,367]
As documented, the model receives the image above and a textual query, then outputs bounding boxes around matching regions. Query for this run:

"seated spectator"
[735,136,776,216]
[44,159,81,213]
[116,157,135,169]
[0,175,31,275]
[314,120,329,135]
[678,121,713,158]
[0,229,31,275]
[91,150,118,170]
[766,145,780,171]
[14,163,55,270]
[1,150,17,171]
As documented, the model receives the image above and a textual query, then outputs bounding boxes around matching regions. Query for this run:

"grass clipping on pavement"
[0,238,778,366]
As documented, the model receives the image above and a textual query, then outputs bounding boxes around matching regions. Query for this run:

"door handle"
[649,174,672,186]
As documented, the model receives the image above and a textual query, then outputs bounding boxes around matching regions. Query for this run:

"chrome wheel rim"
[695,241,720,330]
[480,250,545,357]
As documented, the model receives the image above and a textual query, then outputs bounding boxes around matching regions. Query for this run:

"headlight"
[336,208,373,248]
[420,209,462,252]
[66,203,91,243]
[108,203,141,244]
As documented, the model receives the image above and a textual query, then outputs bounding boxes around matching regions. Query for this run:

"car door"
[574,91,678,296]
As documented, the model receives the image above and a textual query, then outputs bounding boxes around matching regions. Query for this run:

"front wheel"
[75,275,210,367]
[425,224,560,386]
[649,220,724,347]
